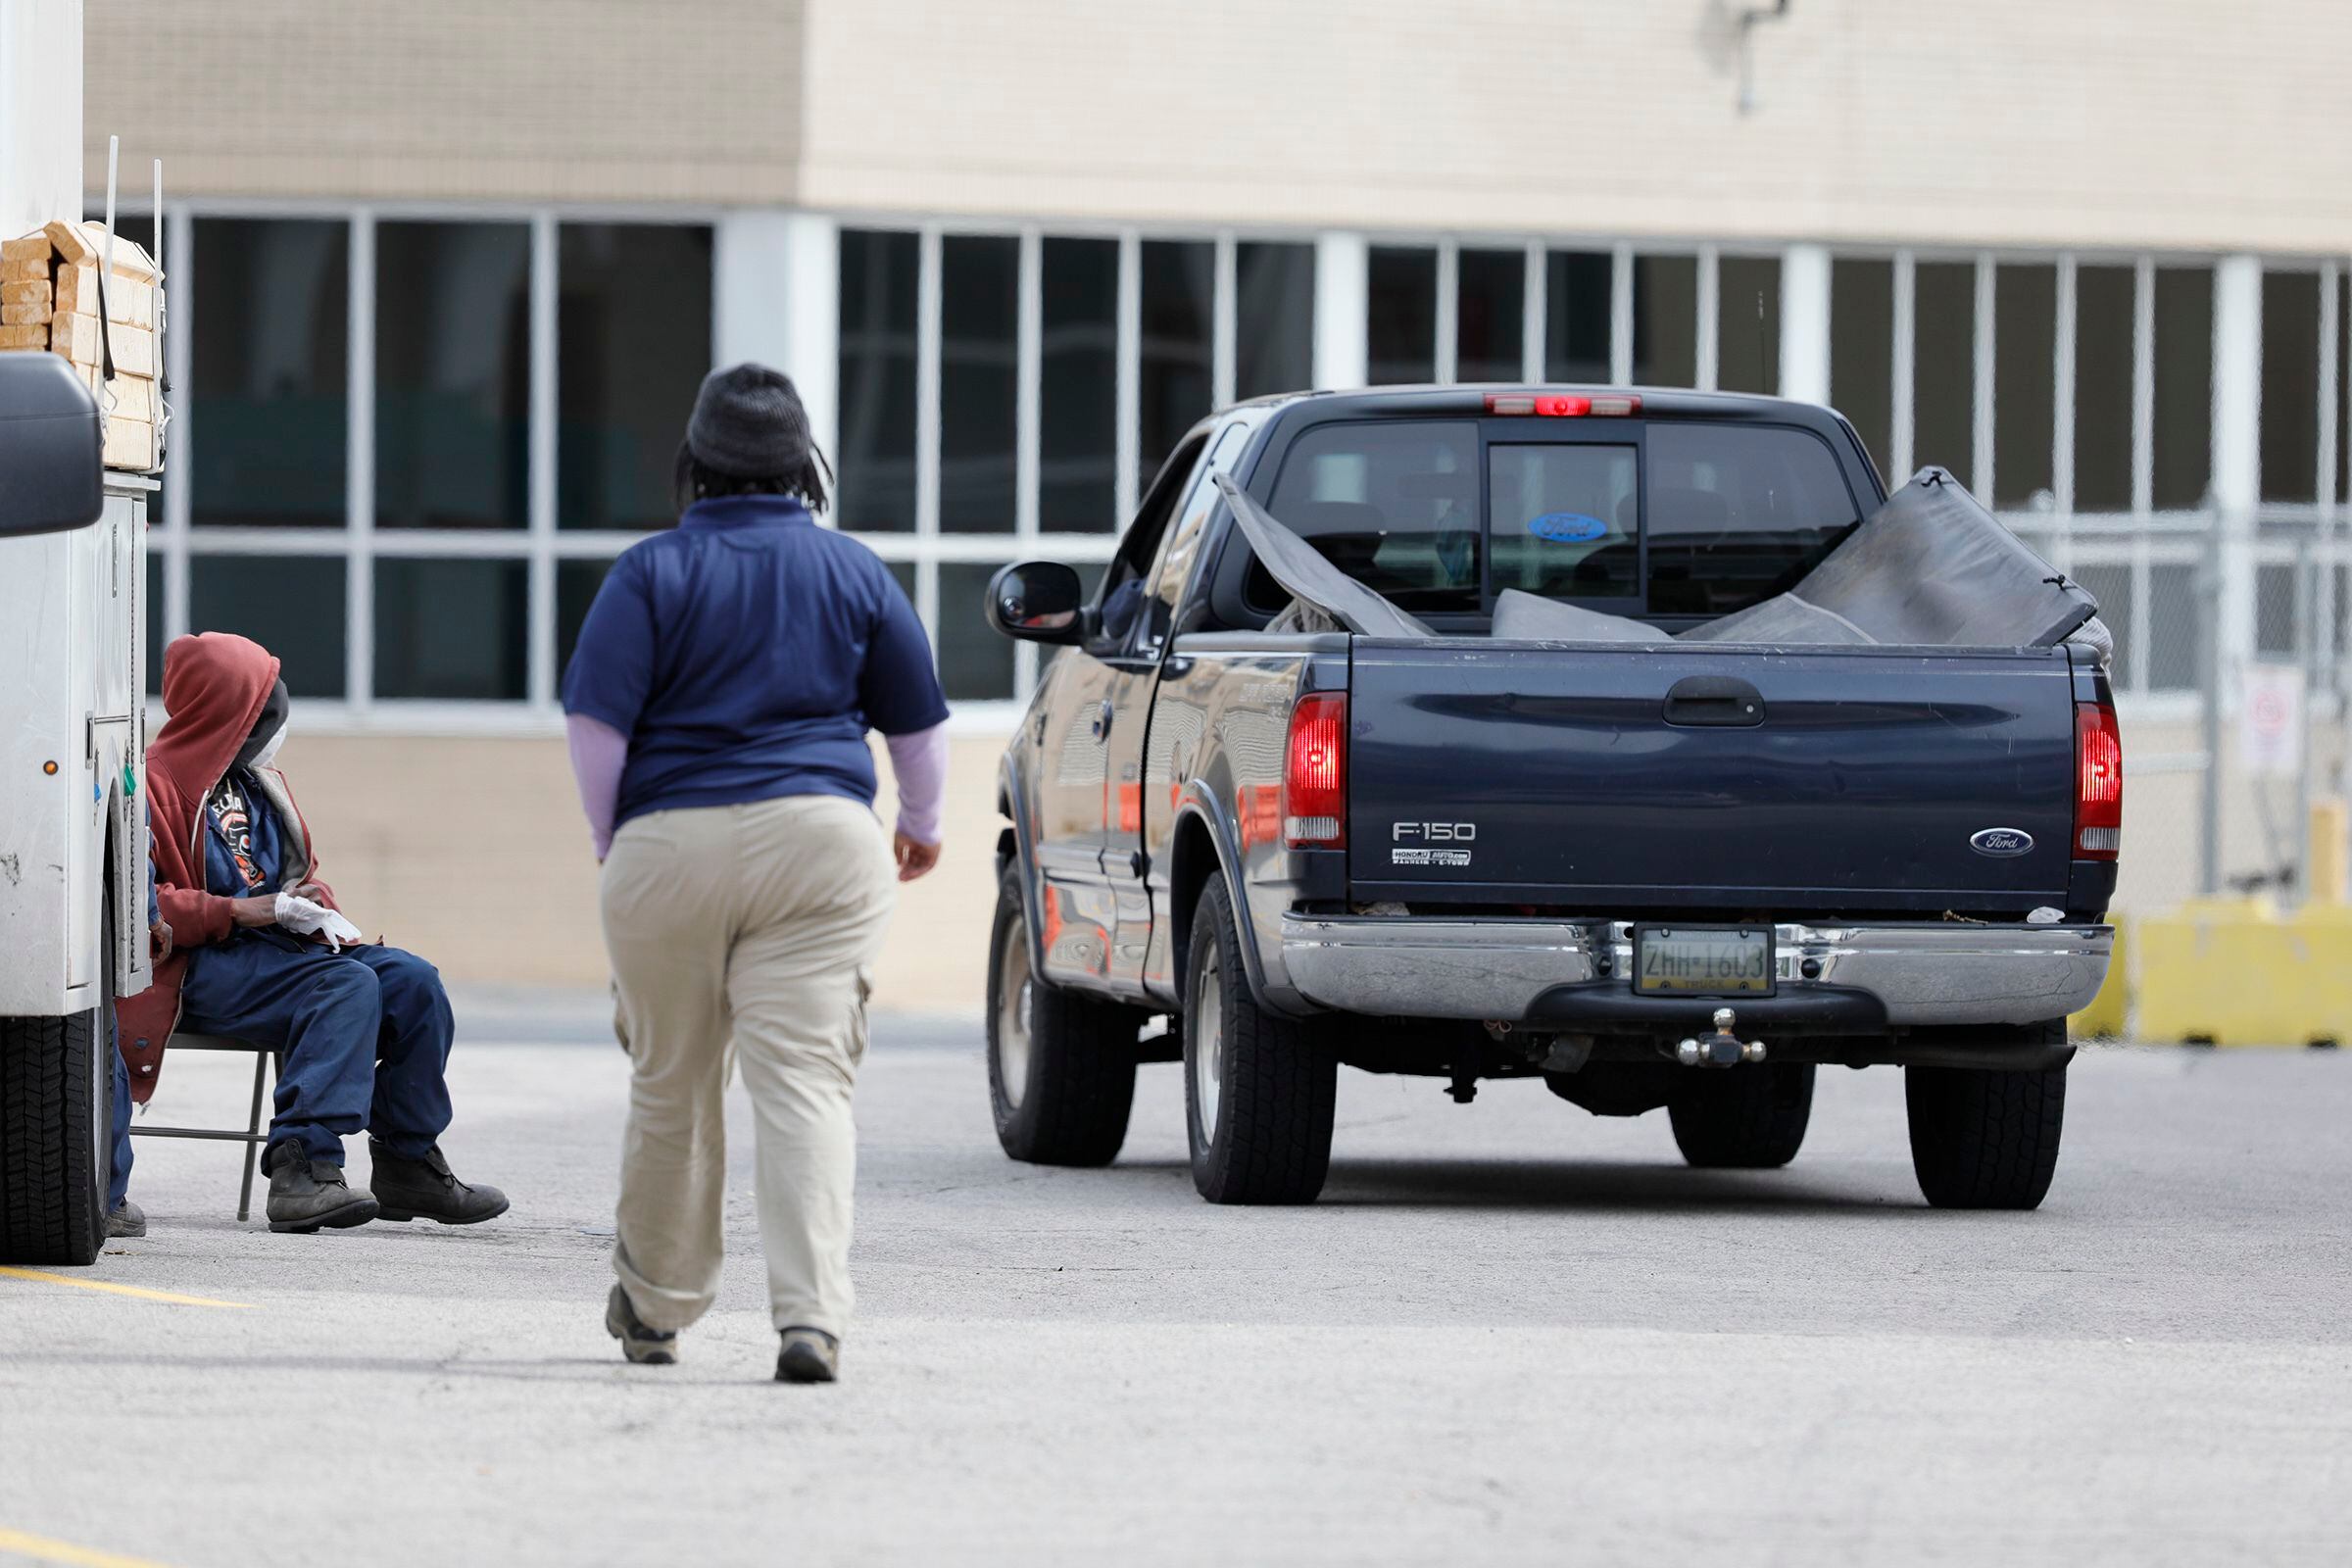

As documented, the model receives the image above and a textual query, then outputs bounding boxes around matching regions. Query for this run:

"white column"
[2213,254,2264,670]
[1780,243,1832,406]
[1694,246,1720,392]
[1312,232,1368,390]
[1211,231,1237,407]
[1434,240,1459,385]
[1521,240,1545,381]
[346,211,375,712]
[527,213,557,709]
[716,209,839,472]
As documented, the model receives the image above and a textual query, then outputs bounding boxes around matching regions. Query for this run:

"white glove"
[275,893,365,953]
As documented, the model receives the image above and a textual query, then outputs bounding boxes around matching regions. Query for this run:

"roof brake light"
[1484,393,1641,417]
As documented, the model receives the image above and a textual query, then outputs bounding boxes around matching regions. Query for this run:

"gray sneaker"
[606,1283,678,1366]
[775,1326,839,1384]
[107,1198,146,1239]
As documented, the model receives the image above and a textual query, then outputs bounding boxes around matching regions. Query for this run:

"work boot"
[368,1141,511,1226]
[606,1283,678,1366]
[265,1143,379,1234]
[775,1327,840,1385]
[106,1198,146,1239]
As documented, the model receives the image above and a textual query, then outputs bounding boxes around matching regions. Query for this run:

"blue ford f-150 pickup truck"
[983,386,2119,1210]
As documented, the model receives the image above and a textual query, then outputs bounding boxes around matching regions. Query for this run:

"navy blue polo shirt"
[561,495,950,831]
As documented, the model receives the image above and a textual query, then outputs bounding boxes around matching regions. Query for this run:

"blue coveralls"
[173,771,458,1168]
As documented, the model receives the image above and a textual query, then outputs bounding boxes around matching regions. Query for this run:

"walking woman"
[563,365,950,1383]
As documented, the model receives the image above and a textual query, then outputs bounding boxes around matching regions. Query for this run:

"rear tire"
[986,864,1141,1166]
[0,891,115,1266]
[1184,877,1337,1204]
[1906,1040,2068,1210]
[1668,1063,1814,1168]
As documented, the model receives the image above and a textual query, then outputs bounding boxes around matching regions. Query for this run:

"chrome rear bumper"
[1279,915,2111,1029]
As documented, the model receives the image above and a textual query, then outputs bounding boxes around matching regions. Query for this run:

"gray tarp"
[1214,472,1435,640]
[1372,467,2102,655]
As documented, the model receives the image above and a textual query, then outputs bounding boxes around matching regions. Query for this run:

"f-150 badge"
[1394,821,1475,867]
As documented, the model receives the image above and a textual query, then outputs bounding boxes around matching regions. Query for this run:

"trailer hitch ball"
[1676,1007,1768,1068]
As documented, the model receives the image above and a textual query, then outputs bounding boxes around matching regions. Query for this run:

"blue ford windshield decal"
[1527,512,1609,543]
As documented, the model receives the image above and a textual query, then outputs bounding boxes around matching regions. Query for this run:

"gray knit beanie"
[686,363,813,477]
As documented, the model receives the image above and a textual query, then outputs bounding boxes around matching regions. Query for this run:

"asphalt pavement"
[2,1004,2347,1567]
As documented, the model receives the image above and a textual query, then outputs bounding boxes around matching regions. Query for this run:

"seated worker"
[117,633,507,1235]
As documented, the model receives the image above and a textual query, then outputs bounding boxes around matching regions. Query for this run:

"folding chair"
[128,1032,281,1222]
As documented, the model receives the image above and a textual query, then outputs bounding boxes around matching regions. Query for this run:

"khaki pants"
[601,793,896,1338]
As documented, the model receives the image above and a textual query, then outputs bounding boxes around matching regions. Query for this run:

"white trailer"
[0,0,156,1264]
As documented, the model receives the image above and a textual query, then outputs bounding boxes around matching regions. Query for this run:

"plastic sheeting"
[1450,468,2101,653]
[1214,472,1434,640]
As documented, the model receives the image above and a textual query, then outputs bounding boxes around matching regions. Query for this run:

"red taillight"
[1283,692,1348,849]
[2074,701,2123,859]
[1484,392,1641,417]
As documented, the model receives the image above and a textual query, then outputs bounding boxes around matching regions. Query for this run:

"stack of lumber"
[0,220,162,471]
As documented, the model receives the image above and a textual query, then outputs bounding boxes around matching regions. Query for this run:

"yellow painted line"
[0,1266,252,1310]
[0,1527,176,1567]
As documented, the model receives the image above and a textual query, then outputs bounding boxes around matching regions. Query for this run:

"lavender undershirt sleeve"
[884,719,951,846]
[565,712,629,861]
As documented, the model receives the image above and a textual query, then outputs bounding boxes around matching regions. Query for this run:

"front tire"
[1184,877,1337,1204]
[1668,1063,1814,1168]
[1906,1049,2067,1210]
[0,892,115,1265]
[986,864,1141,1166]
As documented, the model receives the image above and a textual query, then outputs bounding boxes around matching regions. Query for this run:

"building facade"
[82,1,2352,1002]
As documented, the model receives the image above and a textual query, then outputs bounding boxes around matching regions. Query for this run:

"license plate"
[1633,926,1775,997]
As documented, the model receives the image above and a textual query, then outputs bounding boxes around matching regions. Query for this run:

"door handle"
[1090,699,1114,741]
[1663,675,1765,726]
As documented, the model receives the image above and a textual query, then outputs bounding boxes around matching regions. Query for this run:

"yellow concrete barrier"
[2070,913,2130,1040]
[2132,896,2349,1048]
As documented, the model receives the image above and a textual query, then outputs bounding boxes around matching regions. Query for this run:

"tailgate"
[1348,641,2080,914]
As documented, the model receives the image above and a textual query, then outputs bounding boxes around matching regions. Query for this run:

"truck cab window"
[1488,444,1640,600]
[1256,420,1481,615]
[1644,423,1860,615]
[1097,431,1209,650]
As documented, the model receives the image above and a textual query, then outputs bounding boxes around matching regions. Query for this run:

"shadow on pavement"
[1085,1155,1919,1213]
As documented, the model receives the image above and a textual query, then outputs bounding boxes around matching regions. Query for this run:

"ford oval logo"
[1970,827,2034,858]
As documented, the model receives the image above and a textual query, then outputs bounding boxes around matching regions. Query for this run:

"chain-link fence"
[2016,508,2352,915]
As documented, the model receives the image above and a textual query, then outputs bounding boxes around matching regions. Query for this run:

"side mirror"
[0,354,104,538]
[985,561,1089,645]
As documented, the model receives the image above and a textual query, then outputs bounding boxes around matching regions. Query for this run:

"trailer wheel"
[986,864,1141,1166]
[1184,877,1337,1204]
[1905,1037,2068,1210]
[0,892,115,1266]
[1668,1062,1815,1168]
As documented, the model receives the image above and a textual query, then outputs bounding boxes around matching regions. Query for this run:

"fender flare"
[1170,779,1303,1017]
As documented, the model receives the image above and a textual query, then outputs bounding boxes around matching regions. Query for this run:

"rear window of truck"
[1258,418,1862,617]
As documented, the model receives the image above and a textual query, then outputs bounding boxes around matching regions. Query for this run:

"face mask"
[246,720,288,771]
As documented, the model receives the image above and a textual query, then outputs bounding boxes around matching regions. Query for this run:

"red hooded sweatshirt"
[118,633,341,1104]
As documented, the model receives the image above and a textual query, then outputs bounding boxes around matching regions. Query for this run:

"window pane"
[837,229,918,531]
[1487,444,1639,600]
[193,219,347,527]
[938,562,1013,702]
[1993,265,2056,508]
[374,559,526,700]
[2146,563,2197,689]
[1831,258,1893,480]
[2340,271,2350,507]
[1234,242,1313,401]
[1367,246,1436,385]
[1262,419,1479,614]
[1646,423,1862,615]
[2261,270,2321,504]
[1138,240,1213,495]
[1914,261,1976,489]
[2255,562,2297,657]
[190,556,346,698]
[1454,248,1523,383]
[1631,255,1696,387]
[2074,265,2134,513]
[2074,562,2132,690]
[1040,238,1118,533]
[2154,267,2214,510]
[1544,250,1611,383]
[556,558,615,679]
[1716,256,1781,395]
[375,221,527,530]
[940,235,1017,533]
[560,223,713,531]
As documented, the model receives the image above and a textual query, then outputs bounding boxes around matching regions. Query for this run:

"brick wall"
[85,1,803,204]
